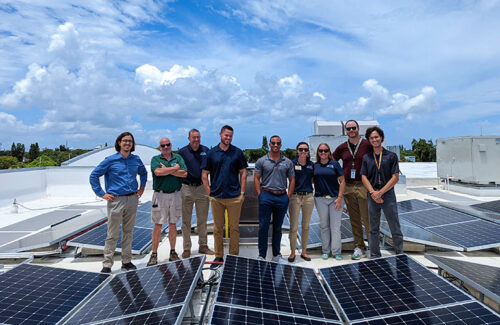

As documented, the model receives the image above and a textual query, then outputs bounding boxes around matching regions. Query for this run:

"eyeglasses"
[318,149,330,153]
[160,143,171,148]
[121,139,133,143]
[270,141,281,146]
[297,148,309,152]
[346,126,357,131]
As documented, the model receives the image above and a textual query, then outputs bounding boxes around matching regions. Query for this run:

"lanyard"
[373,150,383,186]
[347,139,362,168]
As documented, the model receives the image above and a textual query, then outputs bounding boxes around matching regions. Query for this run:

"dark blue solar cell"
[0,264,108,325]
[98,306,182,324]
[426,220,500,250]
[397,199,437,214]
[399,207,476,229]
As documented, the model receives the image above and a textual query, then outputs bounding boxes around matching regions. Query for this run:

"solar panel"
[134,210,168,231]
[65,256,204,324]
[397,199,437,214]
[213,255,341,323]
[319,254,473,323]
[67,223,153,254]
[95,305,182,324]
[0,263,109,325]
[210,304,340,324]
[426,254,500,304]
[399,207,477,229]
[426,220,500,251]
[353,302,500,325]
[0,209,86,231]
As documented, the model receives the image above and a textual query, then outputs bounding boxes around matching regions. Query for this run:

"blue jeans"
[258,191,289,258]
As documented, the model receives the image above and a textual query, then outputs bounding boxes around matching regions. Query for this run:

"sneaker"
[352,248,364,260]
[169,251,180,261]
[335,254,343,260]
[147,253,158,266]
[182,250,191,259]
[321,253,329,260]
[257,256,266,261]
[271,254,284,263]
[121,262,137,271]
[210,257,224,270]
[198,245,215,255]
[100,267,111,274]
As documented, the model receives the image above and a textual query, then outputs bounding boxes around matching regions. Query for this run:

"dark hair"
[365,126,384,142]
[345,120,359,128]
[188,128,200,137]
[296,141,309,150]
[315,142,333,162]
[296,141,310,160]
[270,135,280,142]
[115,132,135,152]
[220,125,233,133]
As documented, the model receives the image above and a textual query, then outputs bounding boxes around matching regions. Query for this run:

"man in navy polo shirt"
[178,129,214,258]
[201,125,248,269]
[89,132,147,273]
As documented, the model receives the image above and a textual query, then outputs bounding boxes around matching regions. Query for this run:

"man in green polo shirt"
[147,137,187,266]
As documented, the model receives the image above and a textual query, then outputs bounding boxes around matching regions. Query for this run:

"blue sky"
[1,1,499,150]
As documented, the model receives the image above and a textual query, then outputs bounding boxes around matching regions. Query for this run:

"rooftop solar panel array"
[65,256,204,324]
[426,254,500,304]
[397,199,438,214]
[399,208,476,228]
[320,254,474,323]
[210,255,341,324]
[471,200,500,215]
[426,220,500,250]
[0,263,109,325]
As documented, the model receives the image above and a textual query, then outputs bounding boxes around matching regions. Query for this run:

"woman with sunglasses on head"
[314,143,346,260]
[288,142,315,262]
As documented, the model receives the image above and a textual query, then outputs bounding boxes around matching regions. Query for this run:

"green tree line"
[400,138,436,162]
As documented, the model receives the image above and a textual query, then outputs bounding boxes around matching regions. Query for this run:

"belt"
[294,191,312,195]
[183,181,203,186]
[155,189,180,194]
[263,188,287,195]
[121,192,137,197]
[346,180,363,185]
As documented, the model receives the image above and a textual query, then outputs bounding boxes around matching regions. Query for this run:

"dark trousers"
[258,191,289,258]
[367,190,403,258]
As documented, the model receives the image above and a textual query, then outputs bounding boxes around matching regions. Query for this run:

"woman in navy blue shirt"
[314,143,345,260]
[288,142,315,262]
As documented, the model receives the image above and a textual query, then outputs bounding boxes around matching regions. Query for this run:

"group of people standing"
[89,121,403,273]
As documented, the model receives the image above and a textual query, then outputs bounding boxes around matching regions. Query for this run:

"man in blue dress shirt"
[89,132,147,273]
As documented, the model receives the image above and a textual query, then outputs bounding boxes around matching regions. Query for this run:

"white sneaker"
[352,247,364,260]
[272,254,284,263]
[257,256,266,261]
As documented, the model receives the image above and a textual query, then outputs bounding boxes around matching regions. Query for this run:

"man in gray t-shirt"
[254,135,295,261]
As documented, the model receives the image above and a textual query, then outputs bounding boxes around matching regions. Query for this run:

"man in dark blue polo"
[178,129,214,258]
[201,125,247,269]
[254,135,295,262]
[89,132,147,273]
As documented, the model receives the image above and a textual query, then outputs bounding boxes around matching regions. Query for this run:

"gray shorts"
[151,191,182,225]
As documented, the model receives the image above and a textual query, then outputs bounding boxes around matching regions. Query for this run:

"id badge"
[295,165,302,171]
[351,170,356,179]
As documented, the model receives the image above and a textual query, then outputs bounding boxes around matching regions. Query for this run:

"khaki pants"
[344,183,370,250]
[210,194,244,258]
[288,193,315,252]
[181,184,210,251]
[103,195,138,268]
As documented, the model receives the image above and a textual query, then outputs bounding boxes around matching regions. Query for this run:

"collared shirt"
[178,144,208,184]
[151,153,187,192]
[201,144,248,198]
[255,154,294,191]
[360,148,399,190]
[333,138,371,181]
[89,152,147,197]
[313,160,343,197]
[292,158,314,193]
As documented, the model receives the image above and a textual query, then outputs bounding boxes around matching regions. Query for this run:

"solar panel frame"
[93,305,183,325]
[212,255,342,323]
[425,254,500,304]
[319,254,475,323]
[65,256,205,325]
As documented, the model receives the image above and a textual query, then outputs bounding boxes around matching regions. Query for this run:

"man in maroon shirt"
[333,120,371,259]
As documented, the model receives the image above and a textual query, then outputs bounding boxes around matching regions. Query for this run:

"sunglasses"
[346,126,357,131]
[297,148,309,152]
[318,149,330,153]
[121,139,133,143]
[270,141,281,146]
[160,143,171,148]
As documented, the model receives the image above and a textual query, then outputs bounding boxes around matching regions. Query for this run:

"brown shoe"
[169,251,180,261]
[182,250,191,259]
[147,253,158,266]
[199,245,215,255]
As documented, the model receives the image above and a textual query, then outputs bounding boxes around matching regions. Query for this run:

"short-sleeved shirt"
[151,153,187,192]
[255,154,295,191]
[292,158,314,193]
[333,138,371,182]
[178,144,208,184]
[313,160,344,197]
[360,148,399,190]
[201,144,248,198]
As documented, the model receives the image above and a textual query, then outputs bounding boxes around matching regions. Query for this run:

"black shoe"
[210,257,224,270]
[121,262,137,272]
[100,267,111,274]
